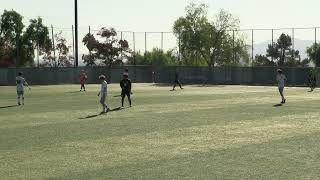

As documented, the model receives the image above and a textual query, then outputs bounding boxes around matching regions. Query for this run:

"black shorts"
[121,90,131,97]
[175,80,180,84]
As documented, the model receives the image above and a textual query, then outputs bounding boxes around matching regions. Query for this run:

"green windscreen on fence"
[0,66,318,86]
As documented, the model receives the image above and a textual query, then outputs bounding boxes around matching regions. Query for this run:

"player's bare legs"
[17,94,21,106]
[128,94,132,107]
[17,92,24,105]
[279,87,286,104]
[80,84,86,91]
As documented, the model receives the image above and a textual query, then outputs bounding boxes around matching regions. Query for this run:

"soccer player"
[120,74,132,107]
[79,70,87,91]
[276,69,287,104]
[172,71,183,91]
[97,75,109,113]
[152,71,156,83]
[121,68,133,95]
[16,72,30,106]
[308,69,317,92]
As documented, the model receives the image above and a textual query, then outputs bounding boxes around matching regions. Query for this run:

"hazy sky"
[1,0,319,30]
[1,0,319,53]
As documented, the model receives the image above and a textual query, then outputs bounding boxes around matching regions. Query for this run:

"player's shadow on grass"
[273,104,283,107]
[79,107,124,119]
[0,105,18,109]
[152,83,172,87]
[66,91,82,94]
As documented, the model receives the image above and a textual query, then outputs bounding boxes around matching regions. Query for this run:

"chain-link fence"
[44,26,320,67]
[1,25,320,67]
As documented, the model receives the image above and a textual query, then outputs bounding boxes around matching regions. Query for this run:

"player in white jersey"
[16,72,30,106]
[97,75,109,113]
[276,69,287,104]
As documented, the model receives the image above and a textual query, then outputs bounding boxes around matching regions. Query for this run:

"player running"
[97,75,109,113]
[276,69,287,104]
[120,74,132,107]
[16,72,30,106]
[79,70,87,91]
[172,71,183,91]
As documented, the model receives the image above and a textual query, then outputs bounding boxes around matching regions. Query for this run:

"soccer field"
[1,84,320,179]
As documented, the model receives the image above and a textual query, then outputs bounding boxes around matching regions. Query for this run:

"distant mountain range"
[252,39,314,59]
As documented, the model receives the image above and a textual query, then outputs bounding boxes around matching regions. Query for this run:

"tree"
[173,3,249,68]
[126,48,179,66]
[173,3,210,66]
[307,43,320,67]
[265,33,302,67]
[42,32,74,67]
[24,17,52,67]
[253,54,276,67]
[82,27,131,67]
[0,10,24,66]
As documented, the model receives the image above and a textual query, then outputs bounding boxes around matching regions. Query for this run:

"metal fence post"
[178,33,181,63]
[51,25,56,67]
[161,32,164,50]
[145,32,147,55]
[16,36,19,67]
[133,32,136,81]
[251,29,254,65]
[272,29,274,62]
[315,27,317,44]
[292,28,295,51]
[232,30,235,63]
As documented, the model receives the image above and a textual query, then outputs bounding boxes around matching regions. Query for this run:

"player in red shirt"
[79,70,87,91]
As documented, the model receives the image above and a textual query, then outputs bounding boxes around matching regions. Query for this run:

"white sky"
[1,0,319,54]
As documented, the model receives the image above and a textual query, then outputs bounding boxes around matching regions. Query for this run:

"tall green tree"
[173,3,249,68]
[265,33,302,67]
[0,10,24,66]
[24,17,52,67]
[307,43,320,67]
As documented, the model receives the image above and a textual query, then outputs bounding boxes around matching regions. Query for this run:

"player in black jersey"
[172,71,183,91]
[120,74,132,107]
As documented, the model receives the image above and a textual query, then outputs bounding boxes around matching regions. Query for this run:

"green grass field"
[1,84,320,179]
